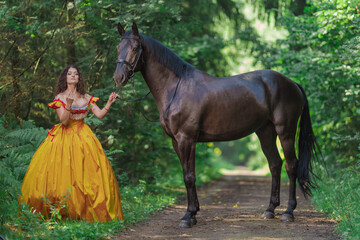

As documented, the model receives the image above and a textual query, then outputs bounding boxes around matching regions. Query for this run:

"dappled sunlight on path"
[221,165,270,177]
[112,166,339,240]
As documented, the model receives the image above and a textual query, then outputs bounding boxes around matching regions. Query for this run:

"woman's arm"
[56,106,72,126]
[91,92,119,119]
[55,94,74,126]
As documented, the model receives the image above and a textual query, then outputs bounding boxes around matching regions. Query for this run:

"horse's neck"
[141,57,179,113]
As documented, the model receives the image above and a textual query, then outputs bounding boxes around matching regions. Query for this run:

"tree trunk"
[67,38,77,65]
[66,0,77,64]
[290,0,306,16]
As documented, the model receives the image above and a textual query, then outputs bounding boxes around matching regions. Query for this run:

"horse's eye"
[133,47,138,52]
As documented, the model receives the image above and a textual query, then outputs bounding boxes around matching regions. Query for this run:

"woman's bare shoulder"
[84,93,92,101]
[55,93,65,100]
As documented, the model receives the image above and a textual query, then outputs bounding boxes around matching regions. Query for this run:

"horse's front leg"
[172,137,199,228]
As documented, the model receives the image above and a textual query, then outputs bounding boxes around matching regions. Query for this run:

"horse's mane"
[140,34,195,78]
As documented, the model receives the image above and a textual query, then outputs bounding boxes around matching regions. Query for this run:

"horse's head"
[113,22,143,86]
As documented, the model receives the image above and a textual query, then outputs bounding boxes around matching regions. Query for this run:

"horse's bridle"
[114,36,182,122]
[116,37,143,80]
[114,36,150,103]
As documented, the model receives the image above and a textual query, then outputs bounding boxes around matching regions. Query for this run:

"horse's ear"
[132,22,139,36]
[118,23,125,37]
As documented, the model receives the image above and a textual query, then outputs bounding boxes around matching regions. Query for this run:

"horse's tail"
[296,83,321,198]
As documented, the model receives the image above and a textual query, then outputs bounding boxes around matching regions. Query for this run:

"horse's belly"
[198,124,262,142]
[198,131,253,142]
[197,107,268,142]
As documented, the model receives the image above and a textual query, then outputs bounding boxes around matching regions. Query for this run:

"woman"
[19,65,123,222]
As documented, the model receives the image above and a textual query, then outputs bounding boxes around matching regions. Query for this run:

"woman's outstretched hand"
[108,92,119,104]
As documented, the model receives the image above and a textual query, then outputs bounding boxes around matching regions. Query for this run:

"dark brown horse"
[114,22,319,228]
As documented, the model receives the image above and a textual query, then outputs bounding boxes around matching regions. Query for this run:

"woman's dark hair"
[54,65,86,96]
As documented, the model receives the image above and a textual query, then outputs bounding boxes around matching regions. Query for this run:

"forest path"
[112,166,340,240]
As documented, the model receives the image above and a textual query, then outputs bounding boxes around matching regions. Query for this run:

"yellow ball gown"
[19,96,124,222]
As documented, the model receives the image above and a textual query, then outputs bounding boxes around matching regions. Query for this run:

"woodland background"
[0,0,359,239]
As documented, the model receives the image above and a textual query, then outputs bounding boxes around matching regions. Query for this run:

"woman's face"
[66,67,79,85]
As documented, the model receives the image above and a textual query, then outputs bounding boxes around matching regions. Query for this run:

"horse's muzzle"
[113,73,128,86]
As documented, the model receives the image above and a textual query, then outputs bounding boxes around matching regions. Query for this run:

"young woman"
[19,65,123,222]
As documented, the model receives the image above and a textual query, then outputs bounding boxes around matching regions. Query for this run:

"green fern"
[0,114,47,226]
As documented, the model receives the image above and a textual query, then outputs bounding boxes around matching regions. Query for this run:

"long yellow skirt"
[19,119,124,222]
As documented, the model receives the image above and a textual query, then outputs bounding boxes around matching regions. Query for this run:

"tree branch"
[0,39,17,66]
[16,2,67,80]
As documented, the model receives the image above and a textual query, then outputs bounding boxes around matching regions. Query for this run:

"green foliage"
[0,114,47,227]
[255,0,360,238]
[312,164,360,239]
[249,0,307,20]
[6,202,126,240]
[259,0,360,169]
[217,134,267,170]
[120,180,181,226]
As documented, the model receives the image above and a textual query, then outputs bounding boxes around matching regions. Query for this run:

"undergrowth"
[311,163,360,239]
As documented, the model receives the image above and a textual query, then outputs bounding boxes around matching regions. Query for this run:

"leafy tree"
[257,0,360,169]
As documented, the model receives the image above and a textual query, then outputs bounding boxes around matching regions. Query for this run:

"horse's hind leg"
[275,123,298,222]
[256,122,283,219]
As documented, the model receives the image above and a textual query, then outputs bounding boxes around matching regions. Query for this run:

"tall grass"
[311,163,360,239]
[2,183,179,239]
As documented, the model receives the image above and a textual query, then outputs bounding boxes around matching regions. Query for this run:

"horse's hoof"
[190,217,197,225]
[178,220,193,228]
[281,213,294,222]
[262,211,275,219]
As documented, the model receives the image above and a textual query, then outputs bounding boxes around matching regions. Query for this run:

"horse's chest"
[160,110,199,138]
[160,117,182,138]
[160,119,172,137]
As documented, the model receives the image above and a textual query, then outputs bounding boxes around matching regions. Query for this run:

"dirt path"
[112,167,340,240]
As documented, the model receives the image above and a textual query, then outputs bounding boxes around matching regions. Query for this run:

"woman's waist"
[53,119,86,130]
[47,119,88,141]
[68,118,84,124]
